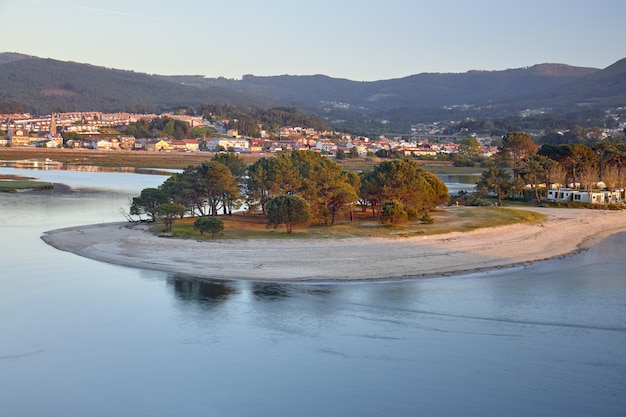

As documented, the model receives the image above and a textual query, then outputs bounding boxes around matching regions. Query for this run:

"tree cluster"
[130,150,450,233]
[199,104,329,137]
[360,159,449,222]
[475,132,626,204]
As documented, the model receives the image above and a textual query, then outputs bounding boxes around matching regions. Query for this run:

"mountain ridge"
[1,53,624,130]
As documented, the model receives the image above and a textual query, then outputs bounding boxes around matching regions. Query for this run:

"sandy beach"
[41,207,626,282]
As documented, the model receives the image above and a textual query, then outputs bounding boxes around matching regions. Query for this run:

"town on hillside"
[0,111,499,158]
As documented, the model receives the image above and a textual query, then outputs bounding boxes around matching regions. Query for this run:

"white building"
[547,188,623,204]
[204,138,249,152]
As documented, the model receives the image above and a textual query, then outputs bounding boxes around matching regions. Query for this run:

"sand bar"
[41,207,626,282]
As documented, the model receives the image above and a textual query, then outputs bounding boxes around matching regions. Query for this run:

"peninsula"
[42,207,626,282]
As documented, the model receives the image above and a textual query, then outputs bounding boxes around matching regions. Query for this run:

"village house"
[204,138,249,152]
[169,139,200,152]
[546,188,624,204]
[7,127,33,146]
[117,136,136,150]
[40,133,63,148]
[136,139,171,151]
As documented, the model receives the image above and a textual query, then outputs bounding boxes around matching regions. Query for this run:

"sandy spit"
[41,207,626,282]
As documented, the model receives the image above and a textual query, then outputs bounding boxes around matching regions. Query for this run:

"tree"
[380,200,408,226]
[546,160,567,201]
[458,137,482,160]
[212,152,248,183]
[498,132,539,183]
[360,159,449,217]
[153,203,186,231]
[289,150,358,225]
[475,164,513,206]
[521,155,552,202]
[246,155,302,215]
[130,188,170,221]
[194,216,224,238]
[182,162,240,216]
[601,165,620,192]
[578,166,598,191]
[266,195,311,234]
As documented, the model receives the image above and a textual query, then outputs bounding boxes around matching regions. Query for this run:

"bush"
[380,200,408,226]
[406,207,419,221]
[194,216,224,237]
[420,210,434,224]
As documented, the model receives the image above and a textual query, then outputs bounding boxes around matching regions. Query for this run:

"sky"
[1,0,625,81]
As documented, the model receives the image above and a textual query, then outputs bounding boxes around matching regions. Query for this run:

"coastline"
[41,207,626,282]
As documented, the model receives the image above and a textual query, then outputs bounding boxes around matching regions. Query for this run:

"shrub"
[420,210,434,224]
[194,216,224,237]
[380,200,408,226]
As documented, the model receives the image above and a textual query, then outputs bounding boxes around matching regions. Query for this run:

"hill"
[1,53,625,130]
[0,56,271,114]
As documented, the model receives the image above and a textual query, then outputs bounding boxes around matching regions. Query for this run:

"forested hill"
[175,63,598,111]
[0,56,272,114]
[1,53,625,130]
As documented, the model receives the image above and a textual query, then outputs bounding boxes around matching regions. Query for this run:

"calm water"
[1,167,625,417]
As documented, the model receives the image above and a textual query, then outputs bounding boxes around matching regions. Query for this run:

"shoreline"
[41,207,626,282]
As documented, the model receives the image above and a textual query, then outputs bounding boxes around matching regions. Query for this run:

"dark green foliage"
[199,104,329,136]
[0,56,257,114]
[3,53,624,132]
[153,203,186,231]
[266,195,312,233]
[360,159,449,217]
[194,216,224,237]
[130,188,169,221]
[475,164,513,206]
[212,152,248,183]
[380,200,408,226]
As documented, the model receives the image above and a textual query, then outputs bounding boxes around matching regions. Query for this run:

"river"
[1,167,625,417]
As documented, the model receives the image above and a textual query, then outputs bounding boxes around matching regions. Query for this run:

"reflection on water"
[1,167,626,417]
[168,275,239,307]
[252,282,293,300]
[0,158,174,176]
[436,173,481,194]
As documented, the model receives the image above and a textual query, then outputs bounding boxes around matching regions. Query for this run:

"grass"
[161,206,546,240]
[0,174,54,192]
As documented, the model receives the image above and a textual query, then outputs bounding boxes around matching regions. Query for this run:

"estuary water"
[1,167,625,417]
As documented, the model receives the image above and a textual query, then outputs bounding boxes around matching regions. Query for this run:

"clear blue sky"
[1,0,625,81]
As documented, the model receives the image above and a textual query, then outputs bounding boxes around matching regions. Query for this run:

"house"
[169,139,199,152]
[204,138,249,152]
[117,135,136,150]
[144,139,171,151]
[42,133,63,148]
[547,188,623,204]
[7,127,32,146]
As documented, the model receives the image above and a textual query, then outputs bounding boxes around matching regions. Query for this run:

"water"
[1,167,625,417]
